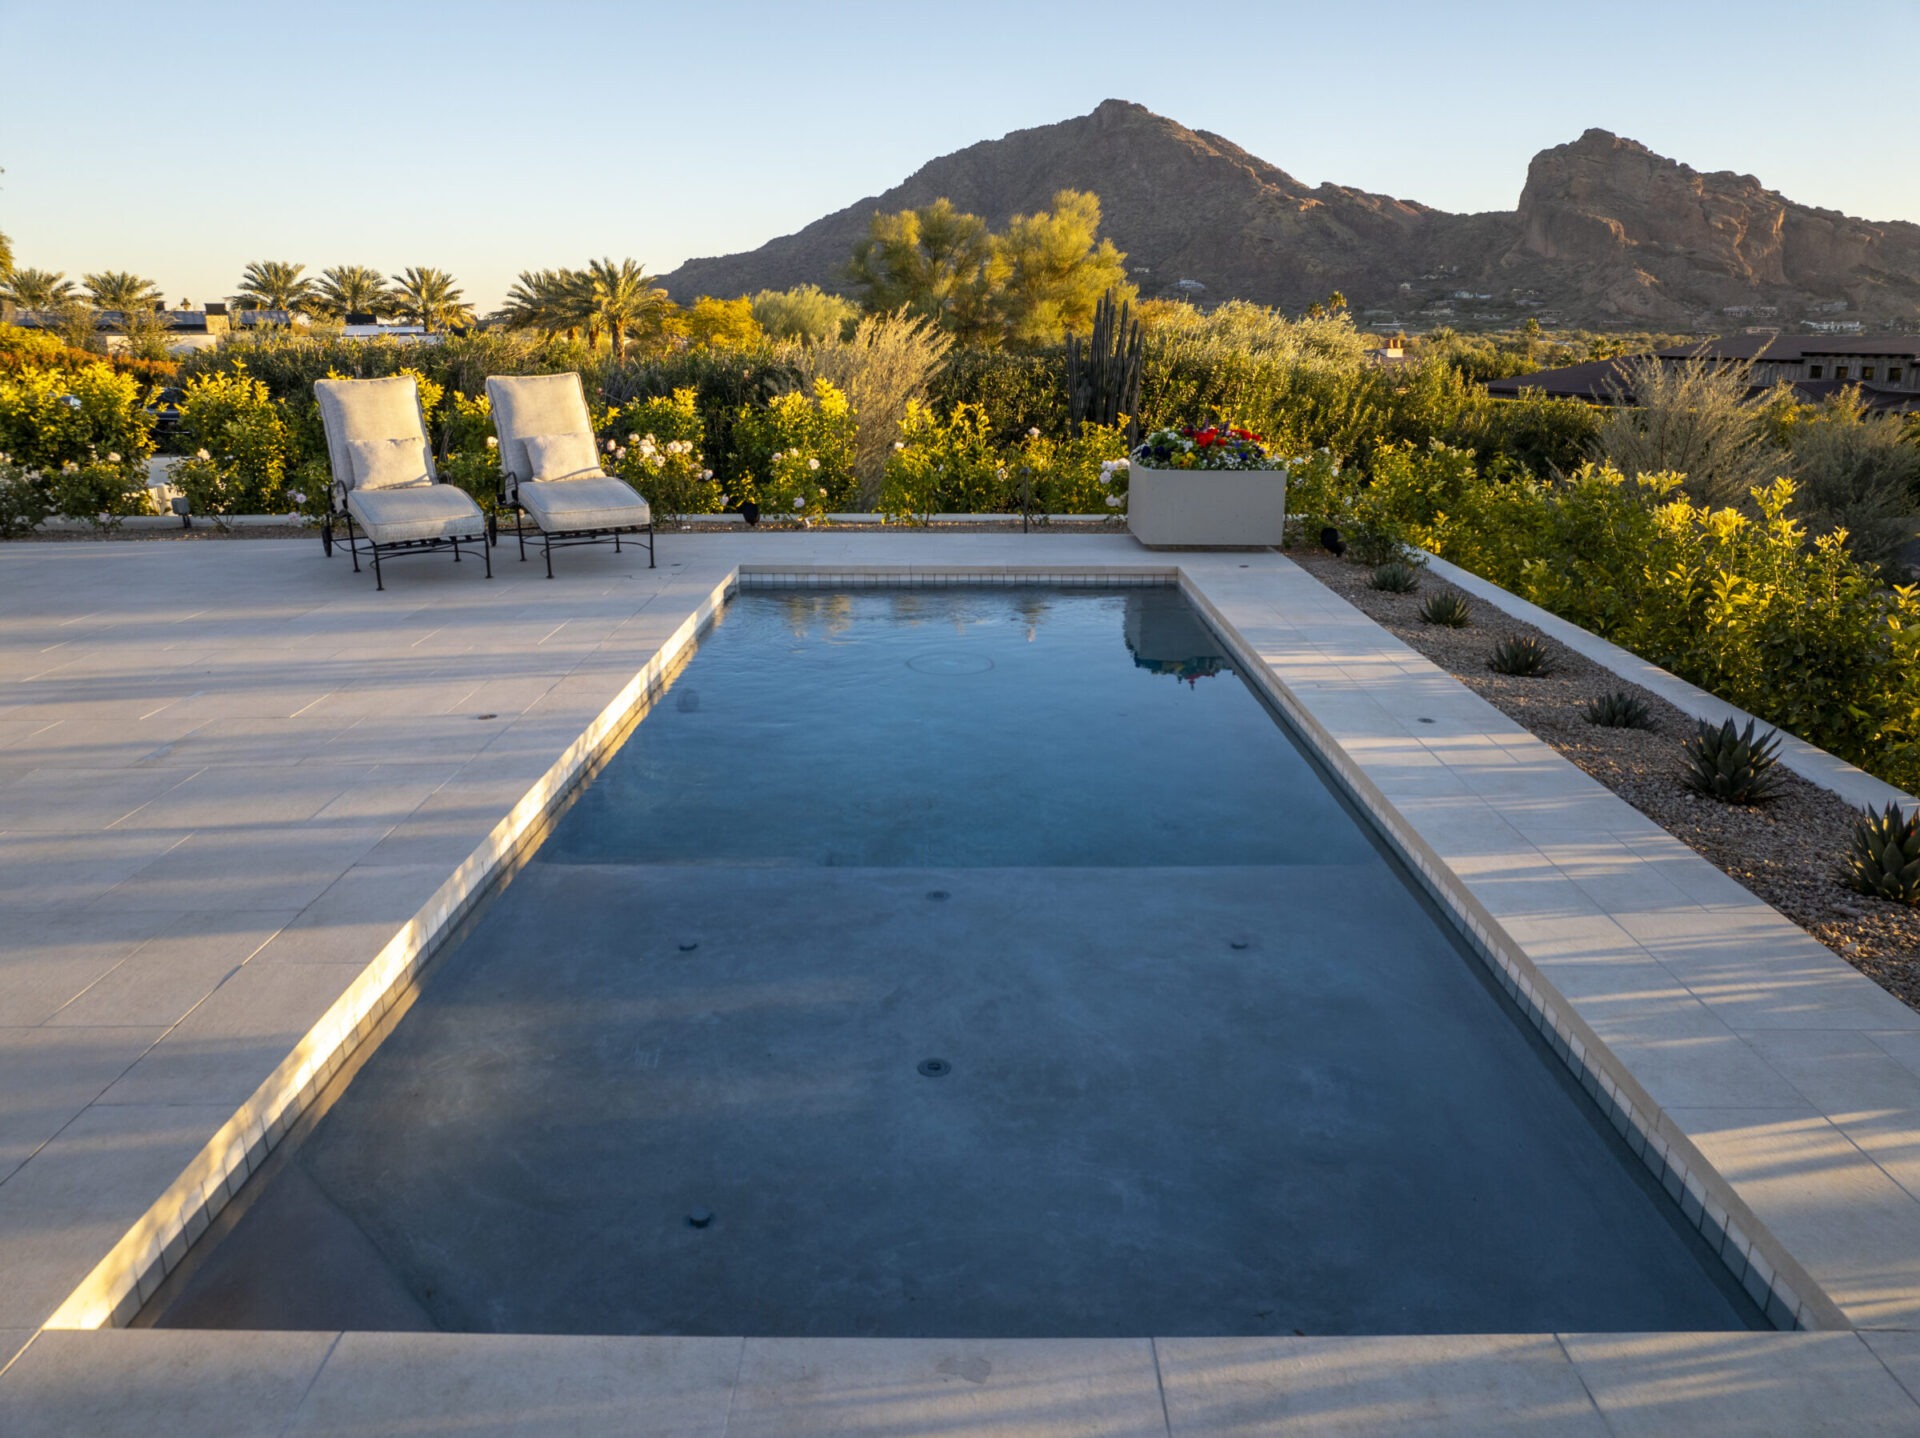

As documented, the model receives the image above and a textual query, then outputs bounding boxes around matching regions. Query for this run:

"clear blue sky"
[4,0,1913,313]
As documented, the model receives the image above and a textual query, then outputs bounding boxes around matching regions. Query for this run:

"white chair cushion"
[348,435,433,491]
[314,376,437,494]
[485,373,596,486]
[519,474,651,533]
[347,484,485,544]
[523,431,601,482]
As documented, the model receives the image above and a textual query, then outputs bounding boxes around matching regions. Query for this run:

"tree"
[579,257,671,357]
[312,264,393,318]
[3,267,75,309]
[987,190,1133,348]
[82,271,163,312]
[390,266,474,333]
[0,229,12,280]
[751,284,858,344]
[497,269,575,334]
[684,295,764,350]
[232,260,318,314]
[847,198,994,341]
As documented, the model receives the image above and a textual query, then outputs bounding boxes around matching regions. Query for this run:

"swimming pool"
[148,585,1764,1336]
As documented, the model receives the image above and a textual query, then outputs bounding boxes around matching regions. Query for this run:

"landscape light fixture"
[171,495,192,529]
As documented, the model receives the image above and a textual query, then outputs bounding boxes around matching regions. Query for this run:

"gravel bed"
[1290,547,1920,1012]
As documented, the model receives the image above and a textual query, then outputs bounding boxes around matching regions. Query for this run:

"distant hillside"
[660,101,1920,332]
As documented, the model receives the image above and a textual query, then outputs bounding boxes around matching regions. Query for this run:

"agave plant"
[1845,804,1920,904]
[1585,690,1656,729]
[1419,592,1472,627]
[1681,718,1785,805]
[1370,560,1420,593]
[1488,635,1557,676]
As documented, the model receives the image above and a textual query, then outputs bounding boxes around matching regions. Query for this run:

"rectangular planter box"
[1125,463,1288,549]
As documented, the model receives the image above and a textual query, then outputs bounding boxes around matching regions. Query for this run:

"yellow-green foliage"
[879,401,1004,520]
[731,379,856,521]
[1003,422,1130,513]
[0,363,156,474]
[604,388,722,519]
[171,367,292,514]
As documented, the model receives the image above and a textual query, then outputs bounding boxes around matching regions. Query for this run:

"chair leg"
[614,531,622,553]
[516,505,527,562]
[371,543,385,591]
[544,531,554,579]
[481,532,493,579]
[646,525,655,568]
[451,536,462,563]
[347,516,361,573]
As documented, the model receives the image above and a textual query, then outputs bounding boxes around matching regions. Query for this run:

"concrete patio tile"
[316,713,511,766]
[1745,1030,1920,1113]
[44,908,295,1027]
[0,828,190,915]
[95,961,364,1108]
[727,1337,1166,1438]
[100,822,393,913]
[1590,1006,1808,1111]
[254,863,452,966]
[1859,1330,1920,1408]
[0,1101,233,1327]
[0,767,201,832]
[0,1329,337,1438]
[1670,1107,1920,1327]
[307,761,460,824]
[110,763,387,830]
[1158,1335,1608,1437]
[1560,1332,1920,1436]
[284,1332,741,1437]
[0,1026,162,1180]
[149,712,359,767]
[0,1330,31,1373]
[0,903,175,1026]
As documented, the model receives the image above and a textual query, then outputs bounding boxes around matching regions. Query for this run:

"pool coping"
[17,544,1920,1427]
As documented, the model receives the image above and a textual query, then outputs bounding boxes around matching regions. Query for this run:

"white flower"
[106,451,121,464]
[603,438,616,452]
[772,450,783,463]
[792,496,804,509]
[1113,457,1128,469]
[644,434,656,444]
[893,440,905,451]
[717,492,729,506]
[807,457,819,471]
[701,469,713,481]
[1105,494,1123,507]
[1028,427,1040,439]
[289,490,307,505]
[196,448,210,461]
[995,467,1007,479]
[816,486,826,497]
[486,436,498,449]
[615,447,627,459]
[628,432,640,444]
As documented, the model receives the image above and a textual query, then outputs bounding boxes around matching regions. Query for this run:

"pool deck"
[2,531,1919,1433]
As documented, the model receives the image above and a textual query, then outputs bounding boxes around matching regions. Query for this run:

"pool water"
[150,587,1764,1337]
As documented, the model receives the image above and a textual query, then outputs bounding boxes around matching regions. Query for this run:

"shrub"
[1370,560,1421,593]
[46,457,153,527]
[731,379,856,521]
[789,310,952,508]
[1002,422,1130,514]
[1488,635,1557,676]
[0,363,156,473]
[1846,804,1920,905]
[750,285,858,345]
[1681,717,1785,806]
[604,388,723,519]
[1584,691,1656,729]
[878,401,1005,520]
[1784,392,1920,572]
[0,453,52,536]
[1592,355,1787,509]
[173,367,293,514]
[1419,592,1472,627]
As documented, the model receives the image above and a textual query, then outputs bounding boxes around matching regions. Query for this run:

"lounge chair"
[314,375,493,590]
[485,372,654,576]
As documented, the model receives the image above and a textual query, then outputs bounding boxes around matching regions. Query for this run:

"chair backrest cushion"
[314,376,437,495]
[486,372,595,483]
[348,435,434,491]
[522,432,602,483]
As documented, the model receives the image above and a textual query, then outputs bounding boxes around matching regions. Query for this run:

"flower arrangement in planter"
[1125,422,1288,548]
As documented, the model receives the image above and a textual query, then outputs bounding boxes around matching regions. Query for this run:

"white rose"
[792,496,804,509]
[485,436,498,449]
[893,440,905,451]
[807,457,819,470]
[106,452,121,463]
[1028,427,1040,438]
[1105,494,1122,507]
[196,448,210,460]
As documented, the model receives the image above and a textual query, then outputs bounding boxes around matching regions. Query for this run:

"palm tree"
[391,266,474,333]
[82,271,163,312]
[231,260,318,315]
[581,257,671,358]
[497,268,573,334]
[312,264,394,319]
[0,229,13,280]
[2,267,76,309]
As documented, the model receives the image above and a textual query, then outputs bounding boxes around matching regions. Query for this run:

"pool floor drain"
[925,890,950,902]
[687,1208,714,1228]
[917,1058,951,1078]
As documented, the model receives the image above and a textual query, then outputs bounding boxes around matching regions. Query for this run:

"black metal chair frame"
[505,479,655,578]
[321,483,497,591]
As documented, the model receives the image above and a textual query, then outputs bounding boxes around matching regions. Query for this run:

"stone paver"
[2,534,1920,1430]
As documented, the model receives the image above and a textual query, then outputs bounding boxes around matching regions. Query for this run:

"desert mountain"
[660,101,1920,331]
